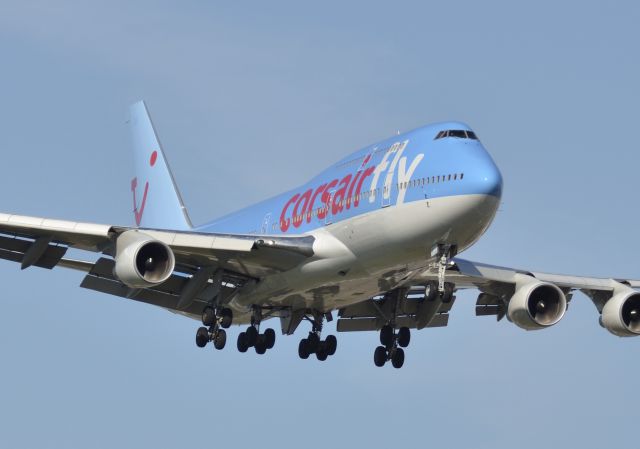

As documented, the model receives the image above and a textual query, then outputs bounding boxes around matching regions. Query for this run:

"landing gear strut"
[298,311,337,361]
[236,306,276,355]
[427,243,457,303]
[195,305,233,350]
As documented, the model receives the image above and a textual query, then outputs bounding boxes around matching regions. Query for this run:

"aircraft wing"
[336,257,640,335]
[414,256,640,306]
[0,212,314,318]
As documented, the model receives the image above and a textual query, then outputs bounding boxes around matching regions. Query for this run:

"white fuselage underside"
[220,193,500,324]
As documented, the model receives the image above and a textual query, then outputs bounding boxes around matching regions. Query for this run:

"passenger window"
[448,174,451,181]
[460,173,464,179]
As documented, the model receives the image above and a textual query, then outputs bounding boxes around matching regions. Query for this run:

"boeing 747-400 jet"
[1,101,637,368]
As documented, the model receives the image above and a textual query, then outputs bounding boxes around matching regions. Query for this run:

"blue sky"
[0,1,638,448]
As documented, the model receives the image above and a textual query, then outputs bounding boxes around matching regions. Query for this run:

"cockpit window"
[434,129,479,140]
[448,130,467,138]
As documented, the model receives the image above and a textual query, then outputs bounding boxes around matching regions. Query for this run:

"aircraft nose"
[477,158,503,198]
[463,146,503,199]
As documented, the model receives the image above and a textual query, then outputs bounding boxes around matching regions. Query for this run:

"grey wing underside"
[0,213,315,324]
[336,257,640,333]
[1,212,638,331]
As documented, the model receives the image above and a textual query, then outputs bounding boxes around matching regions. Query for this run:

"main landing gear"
[195,306,233,350]
[298,311,337,361]
[236,306,276,355]
[374,324,410,368]
[373,245,458,368]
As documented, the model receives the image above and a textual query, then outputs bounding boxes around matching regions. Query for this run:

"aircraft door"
[381,184,391,208]
[261,213,271,234]
[324,189,335,225]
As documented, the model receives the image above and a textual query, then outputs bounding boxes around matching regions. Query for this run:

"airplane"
[1,101,638,369]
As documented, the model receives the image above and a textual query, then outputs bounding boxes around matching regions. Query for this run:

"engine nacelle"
[601,291,640,337]
[507,279,566,330]
[114,230,175,288]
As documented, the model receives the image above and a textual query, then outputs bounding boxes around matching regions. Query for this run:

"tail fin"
[128,101,193,230]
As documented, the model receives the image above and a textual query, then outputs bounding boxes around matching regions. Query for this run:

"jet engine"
[113,230,175,288]
[507,279,566,330]
[601,291,640,337]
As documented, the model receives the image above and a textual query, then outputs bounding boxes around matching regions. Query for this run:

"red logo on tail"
[131,177,149,227]
[131,150,158,226]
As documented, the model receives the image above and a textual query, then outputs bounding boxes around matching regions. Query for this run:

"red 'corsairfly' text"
[279,155,374,232]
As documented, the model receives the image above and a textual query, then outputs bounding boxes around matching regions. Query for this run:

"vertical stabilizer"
[128,101,193,230]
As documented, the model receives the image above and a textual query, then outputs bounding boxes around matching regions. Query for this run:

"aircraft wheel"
[425,281,438,301]
[380,325,394,347]
[391,347,405,369]
[245,326,258,346]
[325,335,337,356]
[298,339,310,359]
[264,328,276,349]
[201,307,216,327]
[316,344,328,361]
[374,346,387,367]
[442,282,455,303]
[255,335,267,354]
[237,332,249,353]
[196,327,209,348]
[220,308,233,328]
[397,327,411,348]
[213,329,226,350]
[306,333,320,353]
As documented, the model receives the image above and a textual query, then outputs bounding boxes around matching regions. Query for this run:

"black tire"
[325,335,337,356]
[397,327,411,348]
[255,335,267,354]
[245,326,258,346]
[425,281,438,301]
[380,325,394,347]
[442,282,454,303]
[213,329,227,350]
[374,346,387,367]
[264,328,276,349]
[391,347,405,369]
[307,333,320,353]
[298,339,310,359]
[220,308,233,329]
[195,327,209,348]
[237,332,249,353]
[201,307,216,327]
[316,344,328,361]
